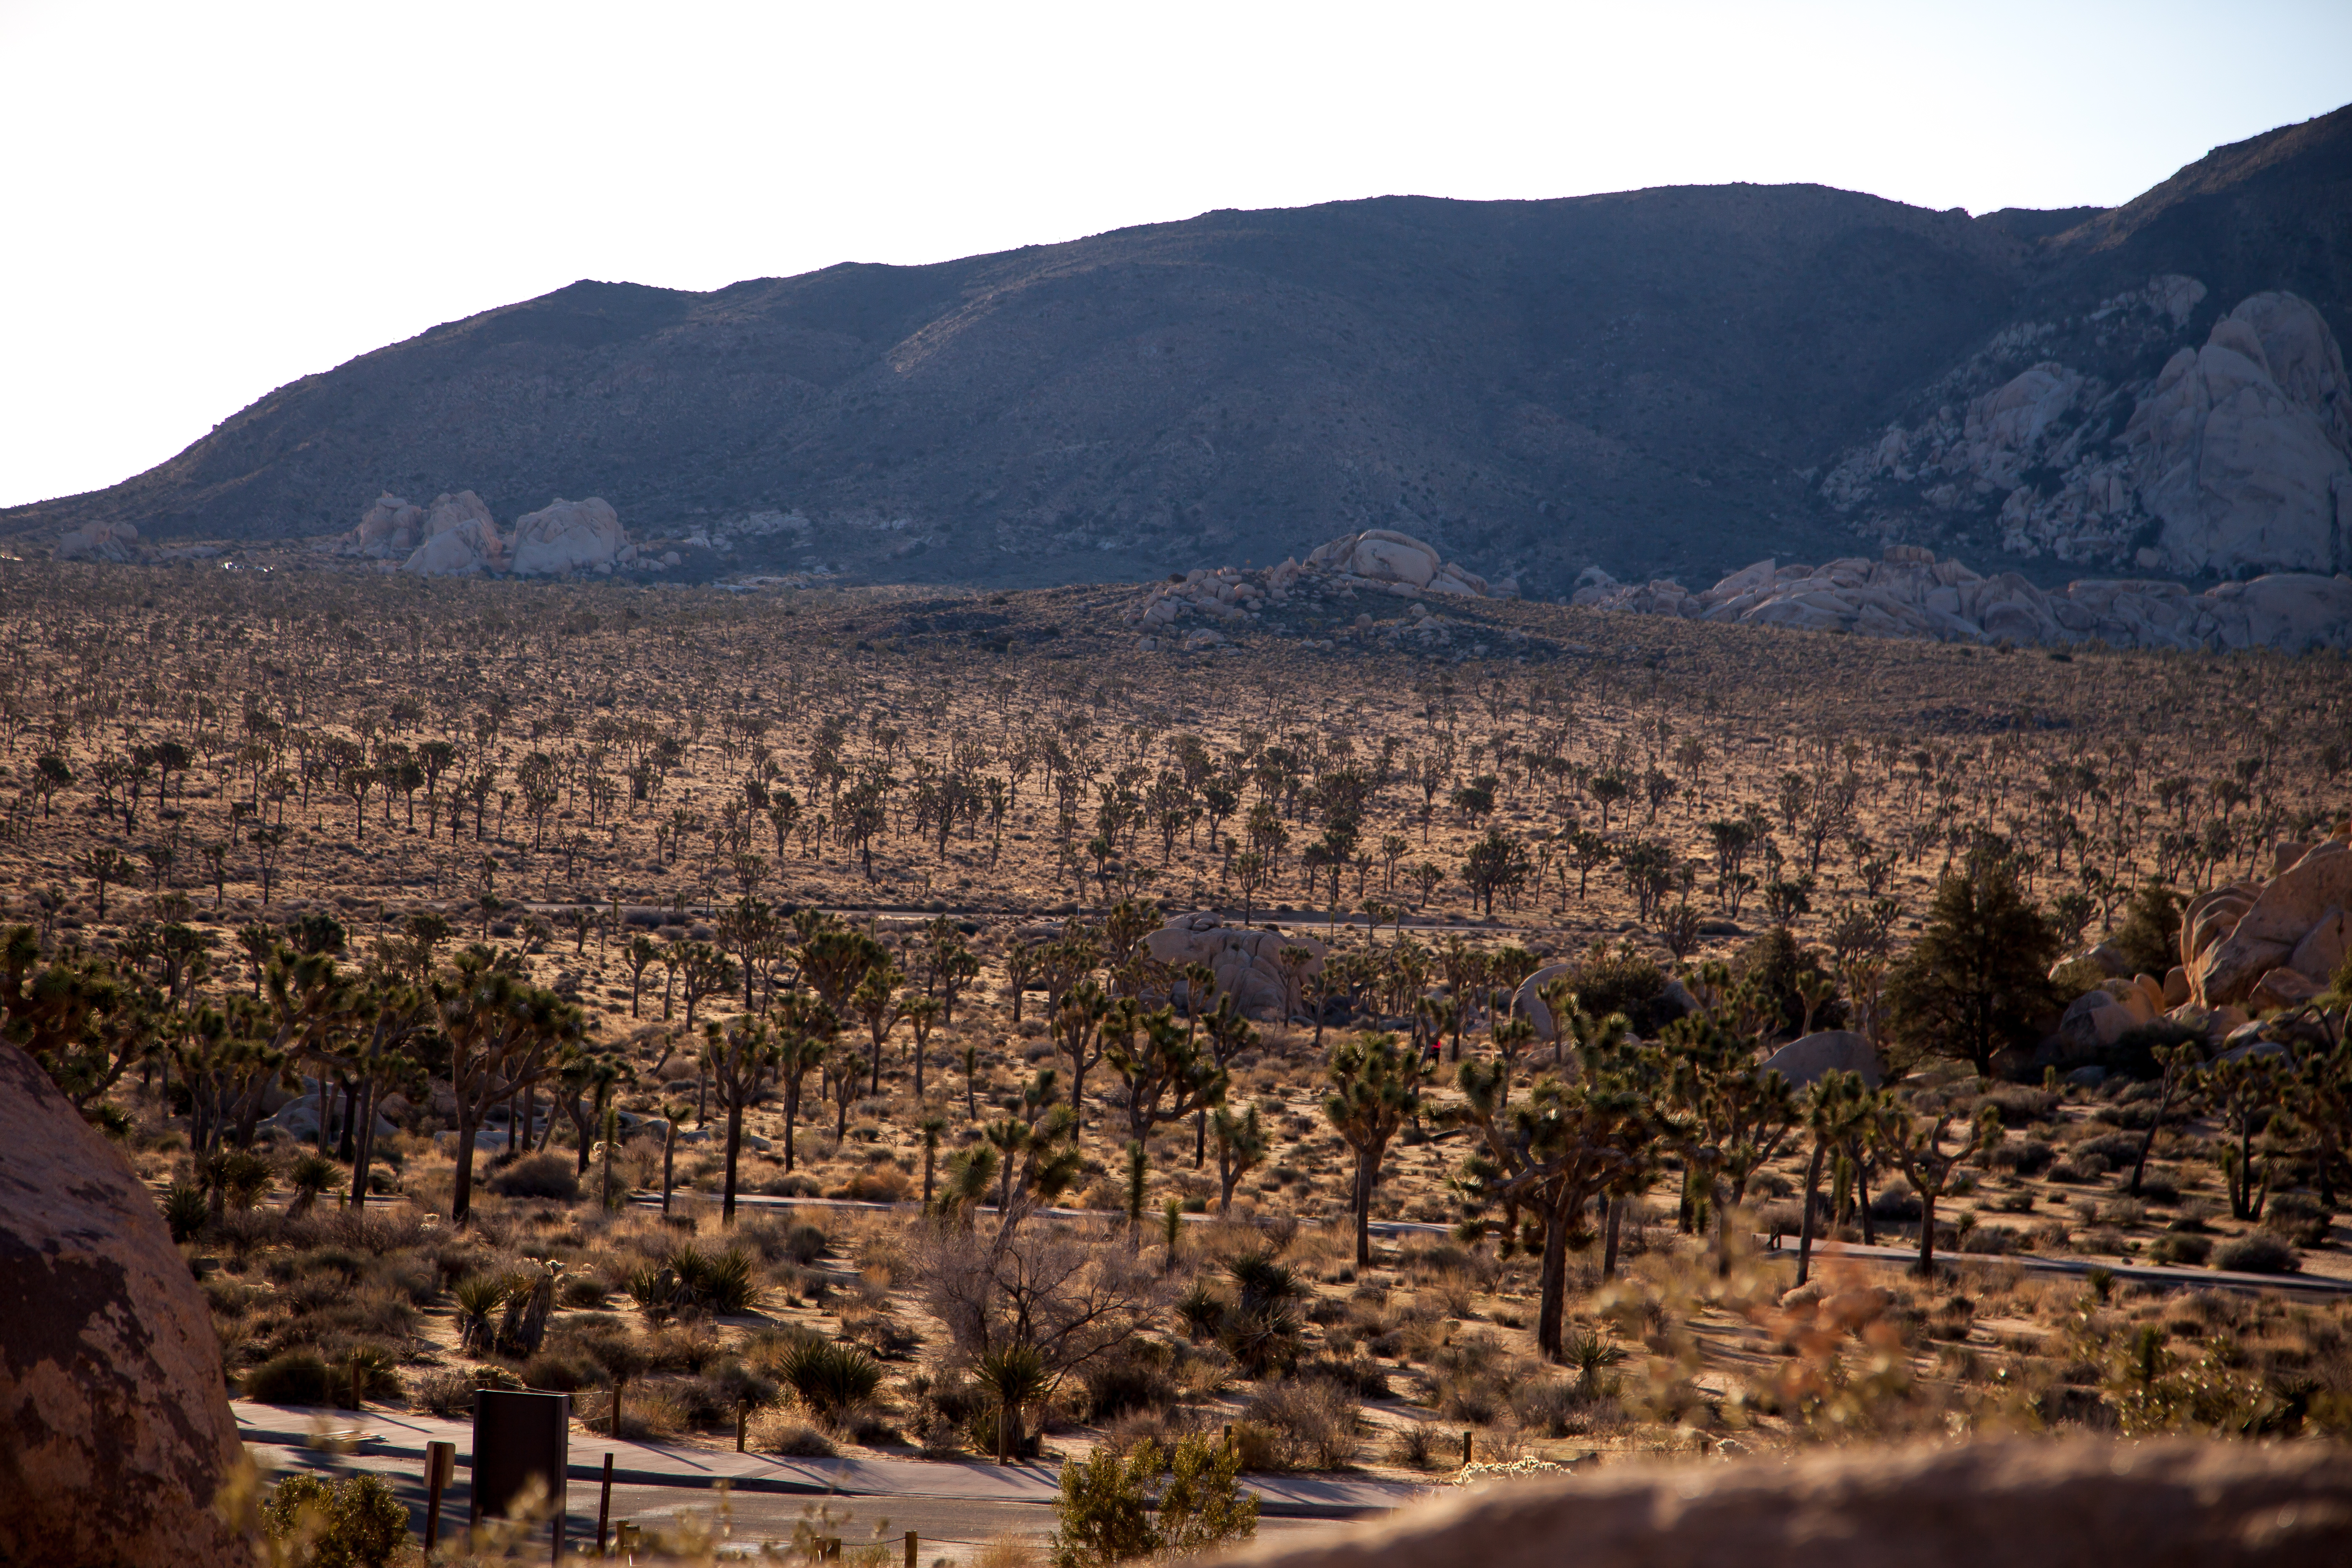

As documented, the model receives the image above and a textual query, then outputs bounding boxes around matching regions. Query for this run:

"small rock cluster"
[1122,528,1515,652]
[1574,544,2352,652]
[334,490,645,578]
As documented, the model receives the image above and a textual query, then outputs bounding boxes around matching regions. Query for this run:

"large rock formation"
[1575,544,2352,652]
[1821,277,2352,579]
[353,488,630,577]
[0,1042,248,1567]
[1216,1439,2352,1568]
[509,496,630,577]
[2184,834,2352,1010]
[53,522,140,562]
[2129,293,2352,576]
[344,492,427,557]
[1142,913,1326,1020]
[400,490,507,575]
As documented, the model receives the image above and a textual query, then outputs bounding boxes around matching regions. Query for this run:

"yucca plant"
[778,1339,883,1422]
[627,1263,683,1324]
[452,1275,505,1355]
[669,1243,761,1315]
[1563,1327,1627,1400]
[287,1154,344,1217]
[160,1181,209,1243]
[976,1344,1052,1462]
[1174,1281,1226,1340]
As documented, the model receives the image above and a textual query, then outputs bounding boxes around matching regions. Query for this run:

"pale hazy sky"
[3,0,2349,509]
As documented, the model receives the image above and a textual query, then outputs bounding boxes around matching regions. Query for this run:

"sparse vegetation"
[8,555,2352,1561]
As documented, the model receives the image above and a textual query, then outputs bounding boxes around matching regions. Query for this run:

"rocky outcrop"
[510,496,630,577]
[1300,529,1516,598]
[344,493,427,557]
[1142,913,1325,1020]
[2184,834,2352,1009]
[1218,1439,2352,1568]
[53,522,139,562]
[361,489,632,577]
[400,490,507,575]
[1575,544,2352,652]
[1759,1029,1883,1089]
[0,1042,248,1567]
[2130,293,2352,576]
[1124,531,1513,650]
[1821,282,2352,578]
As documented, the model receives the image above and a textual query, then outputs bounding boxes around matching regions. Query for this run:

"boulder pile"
[1123,529,1515,651]
[1298,529,1516,599]
[2048,826,2352,1068]
[330,489,641,578]
[1142,912,1326,1020]
[52,521,140,562]
[1574,544,2352,652]
[2182,833,2352,1013]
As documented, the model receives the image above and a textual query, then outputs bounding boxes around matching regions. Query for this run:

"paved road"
[237,1403,1420,1559]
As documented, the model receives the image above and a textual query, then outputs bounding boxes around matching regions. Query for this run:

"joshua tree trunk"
[1796,1143,1825,1287]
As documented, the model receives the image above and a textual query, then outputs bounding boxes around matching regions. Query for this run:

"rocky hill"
[6,106,2348,595]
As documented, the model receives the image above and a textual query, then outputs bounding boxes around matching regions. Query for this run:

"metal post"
[597,1452,614,1553]
[424,1441,455,1548]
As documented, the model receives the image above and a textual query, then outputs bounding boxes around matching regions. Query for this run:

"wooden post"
[596,1452,614,1553]
[1462,1430,1473,1468]
[904,1530,918,1568]
[350,1349,364,1410]
[736,1406,747,1453]
[423,1441,455,1549]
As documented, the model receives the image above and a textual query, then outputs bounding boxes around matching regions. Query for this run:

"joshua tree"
[703,1015,779,1223]
[1322,1032,1426,1266]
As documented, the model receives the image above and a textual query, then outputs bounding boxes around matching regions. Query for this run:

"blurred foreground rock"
[1215,1439,2352,1568]
[0,1041,247,1567]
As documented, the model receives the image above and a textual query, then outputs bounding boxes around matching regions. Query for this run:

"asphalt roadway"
[238,1403,1409,1562]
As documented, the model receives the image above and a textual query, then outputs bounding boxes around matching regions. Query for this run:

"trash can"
[472,1388,570,1551]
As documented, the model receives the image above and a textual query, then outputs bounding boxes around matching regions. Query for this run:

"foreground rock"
[1216,1439,2352,1568]
[1575,543,2352,652]
[1143,913,1326,1019]
[0,1042,248,1566]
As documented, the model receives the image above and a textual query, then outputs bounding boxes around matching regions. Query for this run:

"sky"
[3,0,2349,510]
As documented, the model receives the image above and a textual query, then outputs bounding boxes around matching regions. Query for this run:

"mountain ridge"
[9,106,2349,594]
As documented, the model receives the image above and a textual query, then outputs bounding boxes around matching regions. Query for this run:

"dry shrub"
[1239,1377,1360,1470]
[748,1410,840,1456]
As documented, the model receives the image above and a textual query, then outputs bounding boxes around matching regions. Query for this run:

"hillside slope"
[8,107,2348,593]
